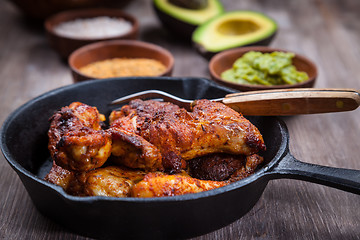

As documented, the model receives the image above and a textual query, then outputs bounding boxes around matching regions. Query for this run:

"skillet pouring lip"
[0,76,289,238]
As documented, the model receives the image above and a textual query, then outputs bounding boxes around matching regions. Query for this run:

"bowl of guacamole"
[209,46,317,91]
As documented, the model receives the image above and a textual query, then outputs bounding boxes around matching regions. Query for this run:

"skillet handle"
[223,88,360,116]
[267,153,360,195]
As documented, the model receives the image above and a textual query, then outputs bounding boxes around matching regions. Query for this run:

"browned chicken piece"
[188,153,245,181]
[191,99,265,152]
[72,166,146,197]
[229,154,264,182]
[188,153,264,181]
[48,102,112,172]
[108,128,163,171]
[109,99,181,128]
[44,162,226,198]
[131,172,228,198]
[44,161,75,190]
[109,99,265,173]
[45,163,146,197]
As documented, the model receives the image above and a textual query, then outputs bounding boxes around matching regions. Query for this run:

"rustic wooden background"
[0,0,359,239]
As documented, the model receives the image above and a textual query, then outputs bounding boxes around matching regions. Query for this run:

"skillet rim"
[0,76,289,203]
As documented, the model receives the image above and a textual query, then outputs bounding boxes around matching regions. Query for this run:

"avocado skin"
[153,3,197,41]
[195,31,277,60]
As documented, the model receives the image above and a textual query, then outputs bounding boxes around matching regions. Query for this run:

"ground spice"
[79,58,167,78]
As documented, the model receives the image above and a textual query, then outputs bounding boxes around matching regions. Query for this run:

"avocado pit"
[217,20,260,36]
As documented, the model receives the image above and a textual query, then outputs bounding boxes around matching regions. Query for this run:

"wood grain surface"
[0,0,359,239]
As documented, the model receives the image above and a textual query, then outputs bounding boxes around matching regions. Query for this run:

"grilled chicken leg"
[109,99,265,172]
[131,172,227,197]
[45,163,146,197]
[48,102,112,172]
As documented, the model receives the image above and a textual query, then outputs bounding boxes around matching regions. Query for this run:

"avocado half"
[153,0,224,40]
[192,11,277,59]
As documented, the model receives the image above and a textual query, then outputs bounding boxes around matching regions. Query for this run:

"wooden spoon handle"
[223,88,360,115]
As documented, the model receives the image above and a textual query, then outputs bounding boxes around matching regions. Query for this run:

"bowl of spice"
[209,46,317,92]
[69,40,175,82]
[45,8,139,59]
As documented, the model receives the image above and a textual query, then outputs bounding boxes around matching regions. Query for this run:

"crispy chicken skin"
[45,163,146,197]
[191,99,265,152]
[73,166,146,197]
[108,100,182,171]
[108,128,163,171]
[48,102,112,172]
[109,99,265,172]
[131,172,228,198]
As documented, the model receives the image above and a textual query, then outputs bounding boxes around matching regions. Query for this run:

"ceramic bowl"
[209,46,317,92]
[68,40,175,82]
[44,8,139,59]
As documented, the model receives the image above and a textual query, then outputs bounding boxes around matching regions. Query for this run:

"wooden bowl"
[209,46,317,92]
[9,0,132,20]
[69,40,175,82]
[45,8,139,59]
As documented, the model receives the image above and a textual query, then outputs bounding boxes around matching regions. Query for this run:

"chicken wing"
[45,163,146,197]
[108,128,163,171]
[48,102,112,172]
[109,99,265,173]
[131,172,228,198]
[74,166,146,197]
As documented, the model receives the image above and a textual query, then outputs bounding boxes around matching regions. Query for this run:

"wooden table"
[1,0,359,239]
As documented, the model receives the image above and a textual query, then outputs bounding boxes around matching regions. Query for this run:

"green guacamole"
[221,51,309,85]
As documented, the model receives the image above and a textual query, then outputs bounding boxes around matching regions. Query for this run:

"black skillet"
[1,77,359,239]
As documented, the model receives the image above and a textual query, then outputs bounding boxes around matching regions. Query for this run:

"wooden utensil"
[111,88,360,116]
[224,88,360,115]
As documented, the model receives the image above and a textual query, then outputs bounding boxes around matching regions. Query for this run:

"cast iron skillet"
[1,77,359,239]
